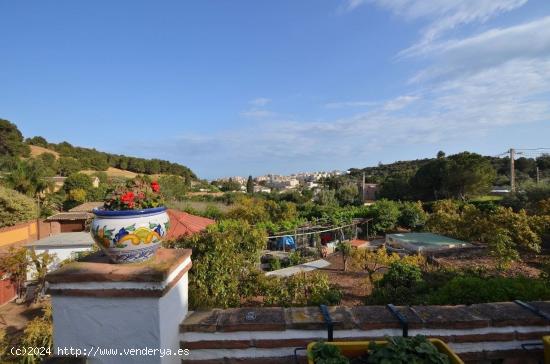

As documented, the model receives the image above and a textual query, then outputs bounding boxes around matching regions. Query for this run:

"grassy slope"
[30,145,140,178]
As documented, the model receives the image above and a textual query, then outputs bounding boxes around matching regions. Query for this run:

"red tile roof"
[165,209,215,240]
[350,239,369,248]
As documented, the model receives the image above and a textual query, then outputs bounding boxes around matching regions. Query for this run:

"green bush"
[289,250,306,266]
[427,276,550,305]
[170,219,266,308]
[367,261,425,305]
[269,257,282,271]
[263,272,342,307]
[367,199,401,235]
[379,261,423,289]
[0,186,39,228]
[398,201,427,230]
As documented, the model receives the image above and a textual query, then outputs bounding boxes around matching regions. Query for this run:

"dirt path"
[319,252,370,306]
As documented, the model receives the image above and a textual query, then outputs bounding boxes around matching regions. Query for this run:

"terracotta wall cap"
[46,248,192,283]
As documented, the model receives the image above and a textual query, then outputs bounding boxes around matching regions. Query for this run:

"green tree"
[335,181,359,206]
[63,173,93,193]
[0,186,39,227]
[68,188,87,203]
[159,175,188,201]
[444,152,496,200]
[28,249,56,302]
[169,219,266,308]
[219,178,241,192]
[379,172,414,200]
[315,189,338,206]
[398,201,427,230]
[26,136,49,147]
[0,119,30,157]
[410,158,447,200]
[337,241,352,271]
[5,160,50,197]
[0,247,28,298]
[246,175,254,194]
[367,199,401,235]
[57,157,82,176]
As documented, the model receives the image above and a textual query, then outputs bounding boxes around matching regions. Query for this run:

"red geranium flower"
[151,181,160,193]
[137,192,145,199]
[120,191,135,205]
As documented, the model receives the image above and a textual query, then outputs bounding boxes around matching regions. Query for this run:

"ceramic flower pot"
[91,207,170,264]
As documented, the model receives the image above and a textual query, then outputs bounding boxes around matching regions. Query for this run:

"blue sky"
[2,0,550,179]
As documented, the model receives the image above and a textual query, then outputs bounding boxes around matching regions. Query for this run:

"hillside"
[29,145,60,159]
[80,167,139,179]
[25,135,197,181]
[31,145,143,179]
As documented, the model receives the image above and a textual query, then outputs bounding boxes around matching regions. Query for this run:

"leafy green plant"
[379,261,423,289]
[0,186,39,228]
[337,241,352,271]
[426,275,550,305]
[289,250,306,266]
[263,272,342,307]
[367,336,450,364]
[18,304,53,364]
[269,257,282,271]
[310,342,348,364]
[309,336,450,364]
[171,219,266,308]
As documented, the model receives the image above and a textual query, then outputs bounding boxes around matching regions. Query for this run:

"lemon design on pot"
[91,207,170,264]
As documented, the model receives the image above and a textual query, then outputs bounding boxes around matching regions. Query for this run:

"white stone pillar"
[46,248,192,364]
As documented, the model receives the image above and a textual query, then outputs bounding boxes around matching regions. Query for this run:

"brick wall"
[180,302,550,363]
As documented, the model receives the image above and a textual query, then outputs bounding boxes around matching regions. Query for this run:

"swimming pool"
[385,232,472,253]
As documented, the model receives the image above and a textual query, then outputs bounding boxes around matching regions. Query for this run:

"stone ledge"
[47,248,192,283]
[180,301,550,333]
[46,248,192,297]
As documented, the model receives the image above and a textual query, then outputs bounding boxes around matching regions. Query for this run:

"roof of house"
[165,209,215,240]
[46,212,92,221]
[26,232,94,248]
[69,202,104,212]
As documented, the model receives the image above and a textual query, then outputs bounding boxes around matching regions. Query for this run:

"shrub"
[0,186,39,228]
[170,219,266,308]
[263,272,342,307]
[288,250,306,266]
[351,248,425,287]
[367,261,425,305]
[336,241,352,271]
[427,276,550,305]
[63,173,93,192]
[367,199,401,235]
[379,261,423,289]
[269,257,282,271]
[18,304,53,364]
[398,201,427,230]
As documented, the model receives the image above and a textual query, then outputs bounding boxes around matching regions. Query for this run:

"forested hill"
[348,154,525,185]
[1,119,197,180]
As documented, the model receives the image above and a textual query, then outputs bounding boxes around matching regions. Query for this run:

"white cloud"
[383,95,419,111]
[411,16,550,82]
[240,109,275,119]
[149,3,550,177]
[249,97,271,107]
[342,0,528,56]
[324,100,376,109]
[155,55,550,175]
[339,0,367,12]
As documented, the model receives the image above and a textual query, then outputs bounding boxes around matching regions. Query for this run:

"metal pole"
[510,148,516,192]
